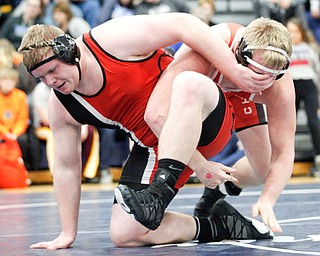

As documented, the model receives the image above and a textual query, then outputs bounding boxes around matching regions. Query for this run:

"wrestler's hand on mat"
[233,65,275,94]
[195,161,238,189]
[30,232,75,250]
[252,200,283,233]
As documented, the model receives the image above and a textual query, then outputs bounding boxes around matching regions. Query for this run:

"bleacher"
[212,0,256,25]
[187,0,257,25]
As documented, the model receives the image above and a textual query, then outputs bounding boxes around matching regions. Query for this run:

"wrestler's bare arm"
[262,73,296,197]
[246,72,296,231]
[92,13,274,93]
[30,92,83,250]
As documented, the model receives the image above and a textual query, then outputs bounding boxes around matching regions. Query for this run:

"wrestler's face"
[31,54,80,94]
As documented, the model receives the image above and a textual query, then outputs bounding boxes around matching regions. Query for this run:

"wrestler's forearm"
[260,155,294,206]
[187,150,207,173]
[53,168,81,241]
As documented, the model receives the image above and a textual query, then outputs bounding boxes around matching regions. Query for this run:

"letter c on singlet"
[244,107,253,115]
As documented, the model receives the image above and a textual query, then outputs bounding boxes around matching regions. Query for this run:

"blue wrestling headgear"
[235,37,290,80]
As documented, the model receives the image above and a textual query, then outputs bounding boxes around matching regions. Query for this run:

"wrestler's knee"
[173,71,205,96]
[173,71,218,107]
[110,218,142,247]
[110,224,130,247]
[110,205,145,247]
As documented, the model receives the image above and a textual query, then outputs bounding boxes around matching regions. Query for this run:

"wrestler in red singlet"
[53,26,266,189]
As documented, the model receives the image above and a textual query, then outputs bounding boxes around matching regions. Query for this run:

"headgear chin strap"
[28,34,81,80]
[235,37,290,80]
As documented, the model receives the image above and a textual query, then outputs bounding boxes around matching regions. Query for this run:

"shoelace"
[132,188,165,224]
[220,214,247,239]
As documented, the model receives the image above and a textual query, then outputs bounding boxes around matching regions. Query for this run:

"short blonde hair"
[0,68,19,83]
[18,24,64,70]
[243,18,292,70]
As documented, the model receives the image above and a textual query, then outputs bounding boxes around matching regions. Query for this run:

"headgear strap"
[235,37,290,80]
[25,34,81,80]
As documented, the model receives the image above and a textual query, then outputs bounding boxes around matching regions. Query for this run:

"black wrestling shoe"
[194,187,226,217]
[114,180,176,230]
[194,182,242,217]
[211,199,273,241]
[224,181,242,196]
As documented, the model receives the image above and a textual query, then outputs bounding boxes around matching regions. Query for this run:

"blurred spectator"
[0,38,40,170]
[0,38,23,69]
[191,0,215,26]
[52,1,90,38]
[0,7,41,93]
[305,0,320,44]
[16,60,38,95]
[254,0,308,27]
[99,0,136,24]
[286,17,320,176]
[135,0,190,15]
[0,1,18,31]
[0,0,46,50]
[32,82,100,180]
[15,53,40,171]
[43,0,83,25]
[0,133,30,188]
[0,38,37,95]
[70,0,100,27]
[0,68,30,169]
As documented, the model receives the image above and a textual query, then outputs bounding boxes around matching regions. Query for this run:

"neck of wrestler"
[74,41,103,95]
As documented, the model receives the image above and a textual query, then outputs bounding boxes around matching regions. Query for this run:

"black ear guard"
[235,37,251,66]
[235,37,290,80]
[52,34,80,65]
[28,34,80,72]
